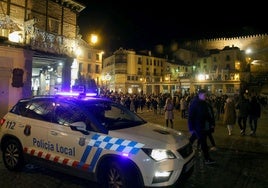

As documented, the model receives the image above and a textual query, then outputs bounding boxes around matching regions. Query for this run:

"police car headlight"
[142,148,176,161]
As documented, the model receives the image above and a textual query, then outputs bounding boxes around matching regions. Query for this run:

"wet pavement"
[0,106,268,188]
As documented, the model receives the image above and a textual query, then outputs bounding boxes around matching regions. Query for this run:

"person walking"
[223,97,237,136]
[236,94,250,136]
[188,89,216,165]
[164,97,174,128]
[151,97,158,115]
[180,96,187,119]
[206,98,217,151]
[249,96,261,136]
[158,95,165,115]
[197,98,217,151]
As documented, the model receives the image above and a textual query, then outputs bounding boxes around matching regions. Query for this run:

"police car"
[0,92,195,188]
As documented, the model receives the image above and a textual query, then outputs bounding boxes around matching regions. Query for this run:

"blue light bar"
[56,91,97,97]
[85,92,98,97]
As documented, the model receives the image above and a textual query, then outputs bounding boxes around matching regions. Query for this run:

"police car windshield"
[81,100,146,130]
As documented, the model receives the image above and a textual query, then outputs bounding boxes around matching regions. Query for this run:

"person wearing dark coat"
[249,96,261,136]
[236,94,250,135]
[188,89,216,165]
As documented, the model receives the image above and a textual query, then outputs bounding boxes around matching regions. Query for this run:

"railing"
[28,29,86,58]
[1,16,87,58]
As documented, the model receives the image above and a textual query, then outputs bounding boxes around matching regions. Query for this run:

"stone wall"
[184,34,268,51]
[182,34,268,61]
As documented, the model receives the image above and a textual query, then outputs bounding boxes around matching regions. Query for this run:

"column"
[61,57,72,92]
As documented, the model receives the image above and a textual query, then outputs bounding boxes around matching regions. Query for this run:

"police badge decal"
[79,137,86,146]
[24,125,31,136]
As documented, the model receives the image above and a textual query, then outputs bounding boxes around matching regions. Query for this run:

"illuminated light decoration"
[75,48,82,56]
[197,73,209,81]
[234,74,239,80]
[245,48,252,54]
[56,77,62,83]
[8,31,22,43]
[197,74,205,81]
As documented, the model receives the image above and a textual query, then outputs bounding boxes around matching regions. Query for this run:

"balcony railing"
[1,16,86,58]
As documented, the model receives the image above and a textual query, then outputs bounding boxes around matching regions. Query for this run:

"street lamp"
[90,34,98,46]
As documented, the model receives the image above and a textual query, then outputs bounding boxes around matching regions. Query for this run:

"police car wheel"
[2,139,24,171]
[101,161,140,188]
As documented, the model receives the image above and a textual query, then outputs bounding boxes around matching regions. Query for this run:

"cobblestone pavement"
[0,107,268,188]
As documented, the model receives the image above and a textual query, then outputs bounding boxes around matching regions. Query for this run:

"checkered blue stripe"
[89,134,144,155]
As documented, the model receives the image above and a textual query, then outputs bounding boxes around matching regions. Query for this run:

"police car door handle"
[50,131,58,136]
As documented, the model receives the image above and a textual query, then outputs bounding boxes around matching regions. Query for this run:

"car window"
[86,101,146,130]
[10,100,29,115]
[23,99,54,122]
[54,102,86,126]
[54,101,100,132]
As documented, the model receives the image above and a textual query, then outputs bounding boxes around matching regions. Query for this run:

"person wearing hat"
[188,89,216,165]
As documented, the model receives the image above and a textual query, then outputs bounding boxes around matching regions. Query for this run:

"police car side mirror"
[70,122,89,135]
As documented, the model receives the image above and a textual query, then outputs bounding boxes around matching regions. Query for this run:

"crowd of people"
[99,90,267,165]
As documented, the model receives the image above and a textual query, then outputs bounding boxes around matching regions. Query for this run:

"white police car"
[0,93,195,188]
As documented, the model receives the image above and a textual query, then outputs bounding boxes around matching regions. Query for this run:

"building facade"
[0,0,102,118]
[102,48,193,96]
[102,45,267,97]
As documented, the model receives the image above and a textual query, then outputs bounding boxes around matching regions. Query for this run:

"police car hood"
[109,122,189,149]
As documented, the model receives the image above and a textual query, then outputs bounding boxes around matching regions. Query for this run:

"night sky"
[76,0,267,53]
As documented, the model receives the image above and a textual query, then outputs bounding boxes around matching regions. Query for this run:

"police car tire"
[2,139,25,171]
[100,161,141,188]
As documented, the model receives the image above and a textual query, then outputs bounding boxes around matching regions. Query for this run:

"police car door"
[20,99,55,156]
[48,101,96,172]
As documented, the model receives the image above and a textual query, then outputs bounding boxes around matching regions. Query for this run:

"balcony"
[0,16,85,58]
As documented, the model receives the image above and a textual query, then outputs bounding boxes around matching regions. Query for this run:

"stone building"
[102,43,268,97]
[102,48,194,95]
[0,0,102,118]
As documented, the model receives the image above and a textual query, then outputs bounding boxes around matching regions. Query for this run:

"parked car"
[0,92,195,188]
